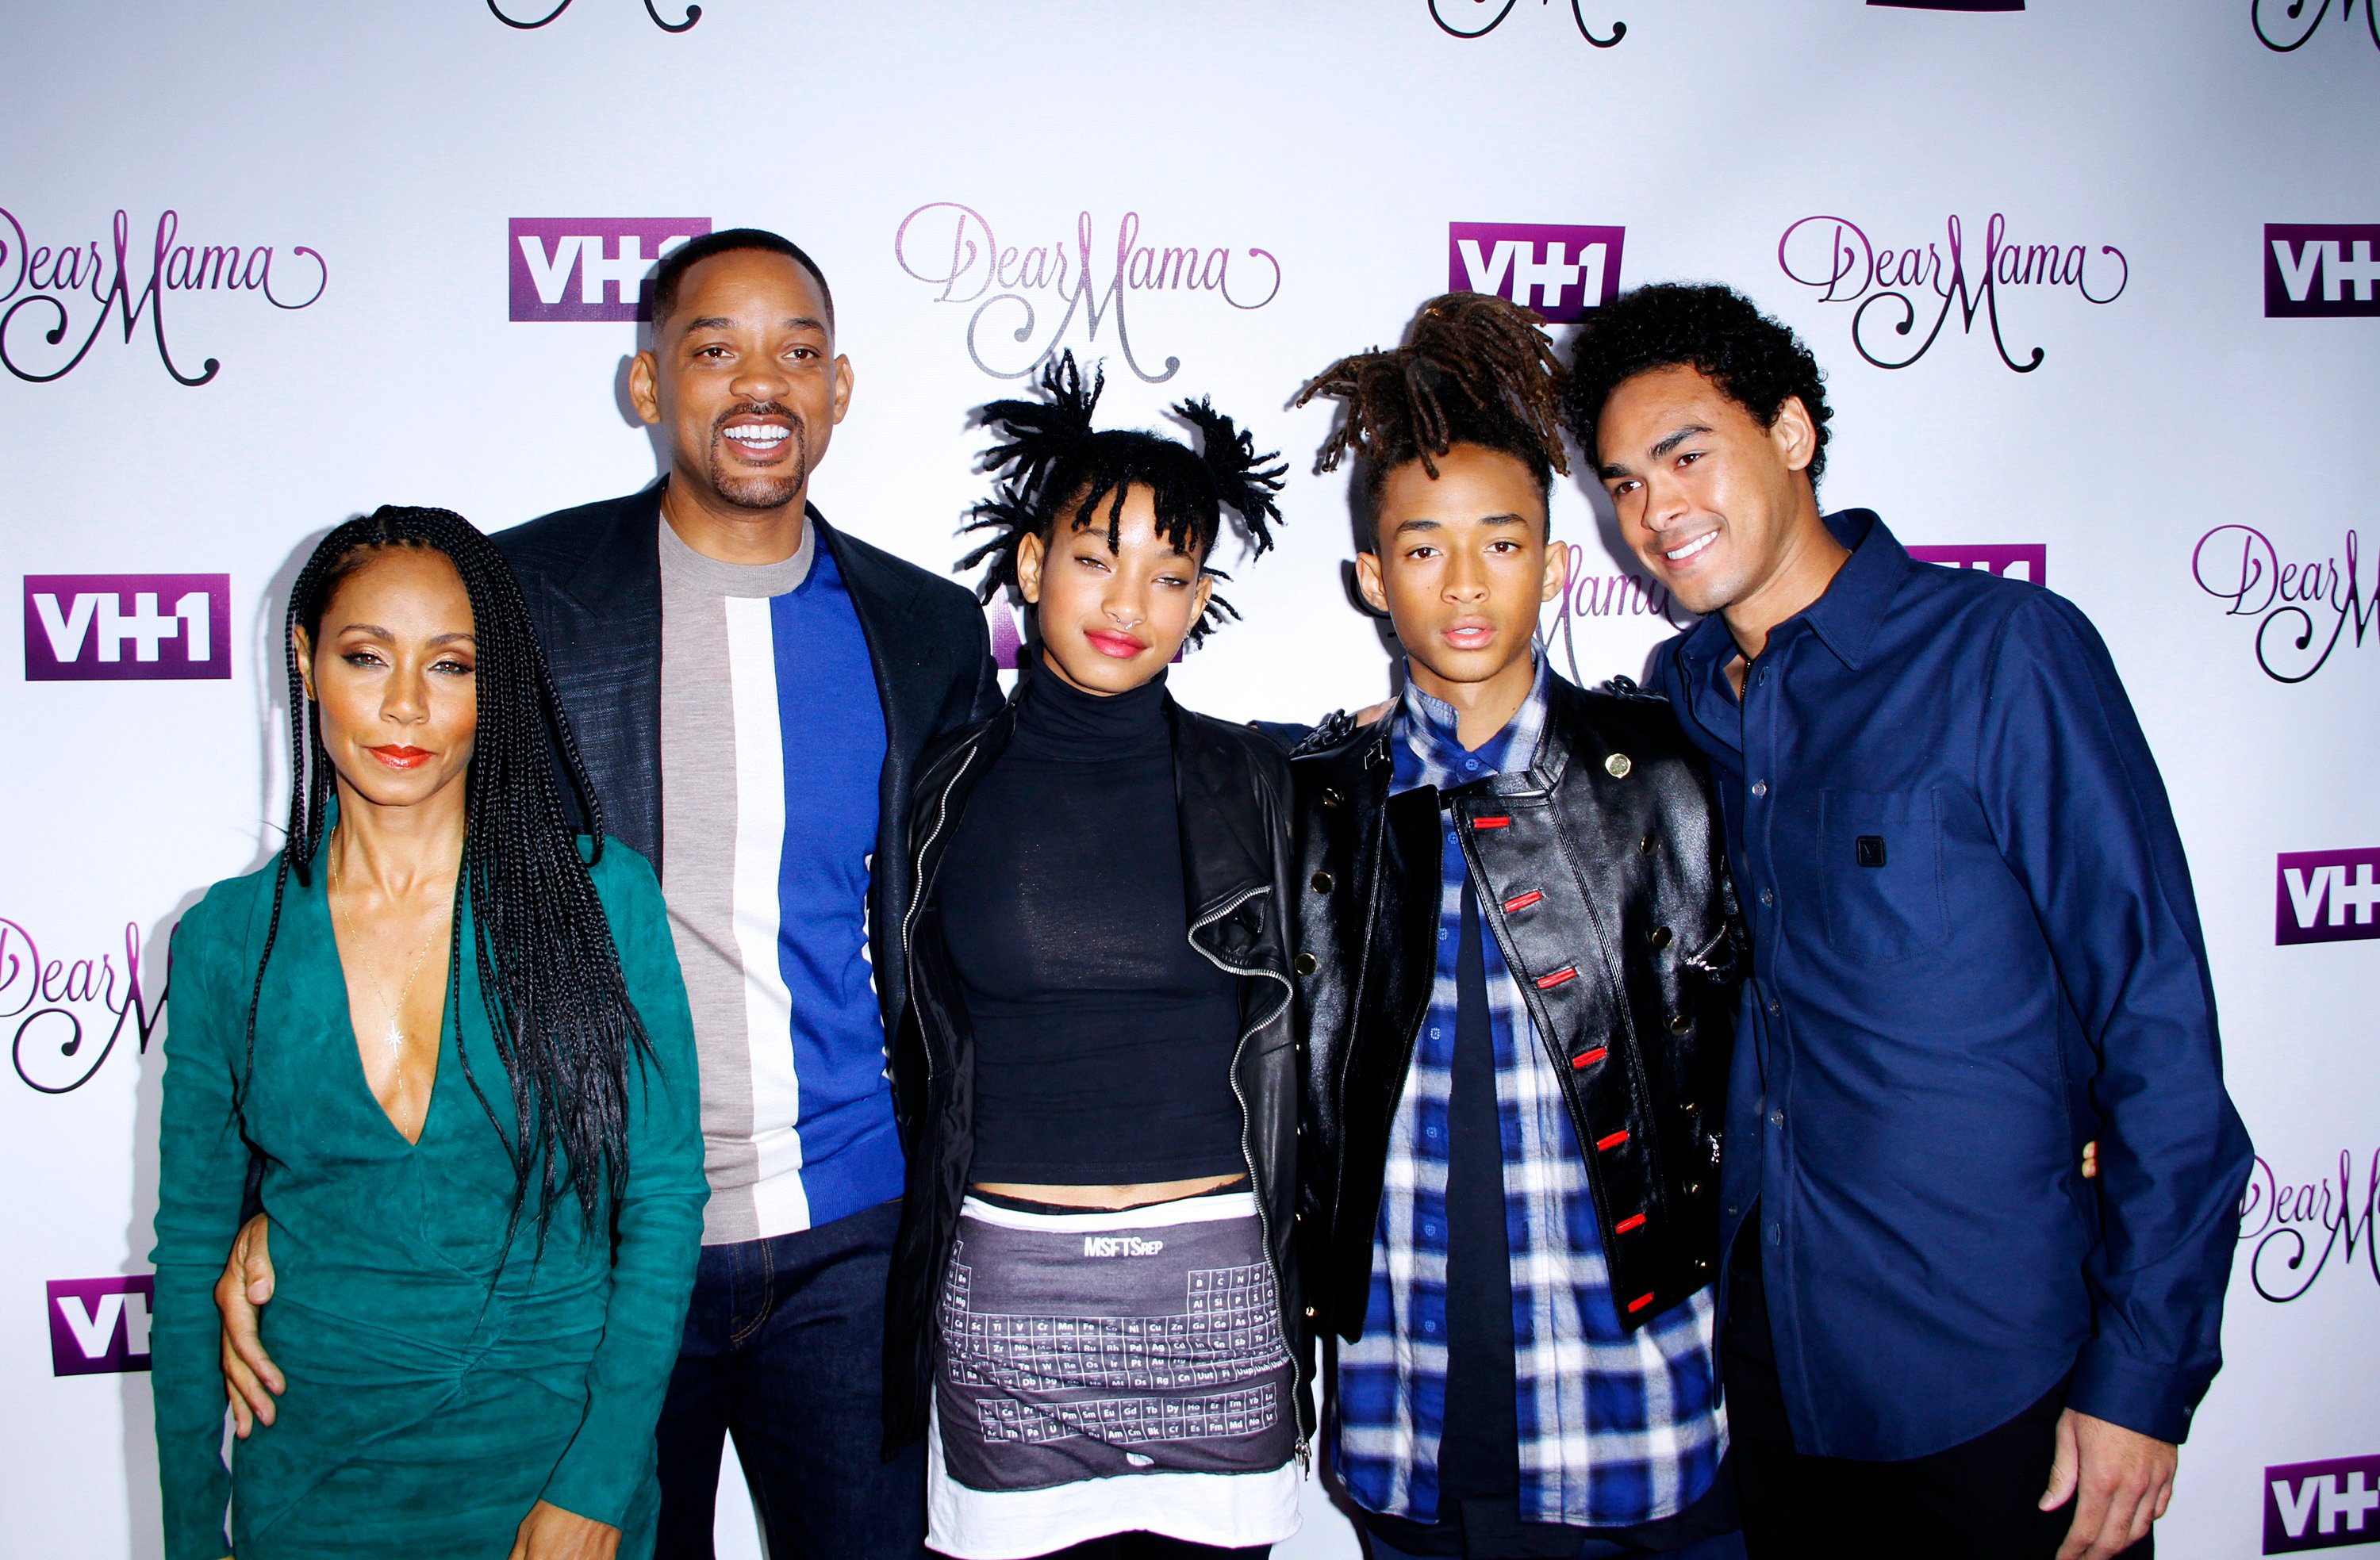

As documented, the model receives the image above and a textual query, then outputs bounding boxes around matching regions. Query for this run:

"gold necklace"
[328,840,447,1057]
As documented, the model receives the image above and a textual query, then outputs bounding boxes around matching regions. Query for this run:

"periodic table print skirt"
[926,1188,1303,1559]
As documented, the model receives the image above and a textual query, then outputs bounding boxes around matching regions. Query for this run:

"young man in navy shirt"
[1563,282,2251,1560]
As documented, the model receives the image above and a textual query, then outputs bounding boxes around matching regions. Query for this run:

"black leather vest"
[1289,674,1744,1342]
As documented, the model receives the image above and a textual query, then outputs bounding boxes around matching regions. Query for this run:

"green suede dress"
[150,840,706,1559]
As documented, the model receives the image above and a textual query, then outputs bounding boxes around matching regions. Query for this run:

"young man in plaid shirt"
[1286,295,1745,1560]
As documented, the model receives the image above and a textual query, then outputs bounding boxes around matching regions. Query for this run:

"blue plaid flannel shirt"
[1332,657,1726,1528]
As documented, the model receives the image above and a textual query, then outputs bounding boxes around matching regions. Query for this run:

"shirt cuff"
[537,1428,640,1531]
[2066,1340,2212,1446]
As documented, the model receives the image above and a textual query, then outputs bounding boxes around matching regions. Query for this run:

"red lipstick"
[367,745,432,771]
[1084,629,1148,660]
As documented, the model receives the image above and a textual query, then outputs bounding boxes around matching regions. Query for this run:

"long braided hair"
[1296,291,1571,539]
[244,506,645,1232]
[958,351,1287,646]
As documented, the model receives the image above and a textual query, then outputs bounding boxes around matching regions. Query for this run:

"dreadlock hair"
[1560,282,1832,489]
[1296,291,1571,550]
[958,351,1286,647]
[246,506,646,1236]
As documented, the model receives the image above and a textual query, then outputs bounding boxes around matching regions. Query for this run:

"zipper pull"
[1296,1438,1311,1477]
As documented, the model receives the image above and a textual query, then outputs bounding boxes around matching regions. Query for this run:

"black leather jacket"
[1291,674,1744,1343]
[881,679,1312,1455]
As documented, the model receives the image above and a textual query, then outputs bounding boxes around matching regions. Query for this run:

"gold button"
[1669,1014,1691,1036]
[1650,926,1672,949]
[1303,1305,1318,1319]
[1311,871,1334,893]
[1605,753,1633,779]
[1321,788,1343,810]
[1293,952,1319,976]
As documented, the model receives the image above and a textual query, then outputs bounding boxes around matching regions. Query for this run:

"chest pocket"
[1819,787,1948,963]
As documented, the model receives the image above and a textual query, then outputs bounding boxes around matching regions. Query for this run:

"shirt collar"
[1675,508,1906,673]
[1389,653,1551,796]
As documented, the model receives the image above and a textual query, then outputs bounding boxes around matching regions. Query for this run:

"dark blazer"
[1289,676,1744,1343]
[494,482,1002,1043]
[878,680,1311,1457]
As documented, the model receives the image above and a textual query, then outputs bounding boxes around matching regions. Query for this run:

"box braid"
[958,351,1286,646]
[1296,291,1571,542]
[244,506,643,1235]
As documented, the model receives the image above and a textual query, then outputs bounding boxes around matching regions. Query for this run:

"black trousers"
[1032,1537,1267,1560]
[1722,1227,2148,1560]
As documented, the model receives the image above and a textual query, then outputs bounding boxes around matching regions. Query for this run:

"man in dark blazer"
[216,228,997,1560]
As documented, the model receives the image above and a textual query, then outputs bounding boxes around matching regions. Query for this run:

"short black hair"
[649,227,835,332]
[1562,282,1832,488]
[1296,292,1570,553]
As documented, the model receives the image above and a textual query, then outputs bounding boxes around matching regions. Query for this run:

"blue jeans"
[654,1199,926,1560]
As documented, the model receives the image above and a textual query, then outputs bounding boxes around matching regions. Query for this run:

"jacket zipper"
[900,741,980,1089]
[1187,883,1309,1462]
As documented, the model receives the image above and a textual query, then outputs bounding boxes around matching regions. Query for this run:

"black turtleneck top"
[935,669,1247,1185]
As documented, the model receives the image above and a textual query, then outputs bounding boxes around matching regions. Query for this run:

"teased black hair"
[1296,291,1570,549]
[1560,281,1832,488]
[250,507,647,1238]
[958,352,1285,647]
[651,227,835,332]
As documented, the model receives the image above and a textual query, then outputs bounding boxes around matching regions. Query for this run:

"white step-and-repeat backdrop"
[4,3,2374,1556]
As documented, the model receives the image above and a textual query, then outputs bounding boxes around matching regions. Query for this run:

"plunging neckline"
[312,868,452,1149]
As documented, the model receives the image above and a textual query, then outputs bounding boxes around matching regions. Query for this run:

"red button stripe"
[1595,1129,1630,1152]
[1472,816,1511,829]
[1626,1291,1656,1314]
[1614,1213,1647,1234]
[1536,966,1578,990]
[1571,1046,1608,1070]
[1502,890,1543,913]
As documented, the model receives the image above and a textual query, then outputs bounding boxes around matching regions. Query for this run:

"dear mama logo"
[0,209,324,386]
[2192,525,2374,684]
[1779,213,2125,373]
[488,0,702,29]
[895,204,1279,382]
[2252,0,2378,53]
[1426,0,1627,46]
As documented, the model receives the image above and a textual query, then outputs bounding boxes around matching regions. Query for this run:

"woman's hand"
[216,1213,283,1435]
[509,1501,620,1560]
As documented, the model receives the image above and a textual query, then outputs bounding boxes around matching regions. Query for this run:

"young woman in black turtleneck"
[881,355,1309,1560]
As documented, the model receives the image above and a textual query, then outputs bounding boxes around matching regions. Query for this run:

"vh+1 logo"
[2267,226,2380,318]
[1906,543,2046,584]
[1449,224,1625,324]
[2278,849,2380,946]
[2267,1455,2380,1553]
[48,1276,151,1375]
[25,574,229,681]
[509,218,712,323]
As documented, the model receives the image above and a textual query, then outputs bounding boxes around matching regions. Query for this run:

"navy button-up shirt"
[1653,509,2251,1460]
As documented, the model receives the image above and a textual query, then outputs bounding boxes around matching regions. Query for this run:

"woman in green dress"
[151,507,707,1560]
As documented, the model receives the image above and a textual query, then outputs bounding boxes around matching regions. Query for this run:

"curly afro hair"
[1560,282,1833,489]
